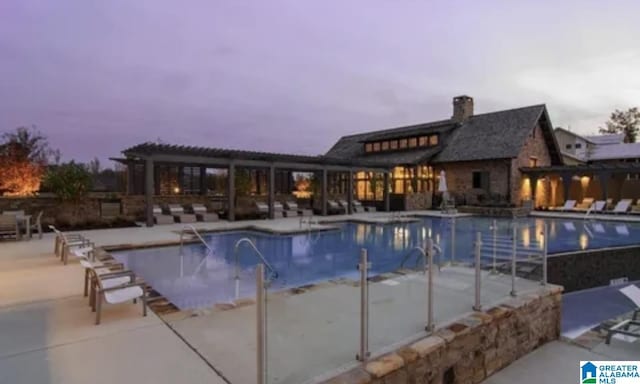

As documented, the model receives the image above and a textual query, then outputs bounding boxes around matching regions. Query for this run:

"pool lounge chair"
[89,267,146,325]
[48,225,94,264]
[605,284,640,344]
[283,200,312,217]
[273,202,285,218]
[337,199,351,213]
[190,203,219,222]
[352,200,366,213]
[575,198,594,211]
[591,200,606,213]
[167,204,197,223]
[559,200,576,211]
[327,200,346,215]
[281,201,301,217]
[609,199,633,214]
[0,214,20,240]
[255,202,269,219]
[153,205,175,225]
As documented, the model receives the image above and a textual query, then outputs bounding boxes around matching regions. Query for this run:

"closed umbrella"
[438,170,450,208]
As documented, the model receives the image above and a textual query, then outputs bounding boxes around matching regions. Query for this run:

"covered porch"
[520,163,640,209]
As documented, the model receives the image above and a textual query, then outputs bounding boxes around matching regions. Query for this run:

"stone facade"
[438,160,511,204]
[405,192,433,210]
[512,123,553,206]
[322,286,562,384]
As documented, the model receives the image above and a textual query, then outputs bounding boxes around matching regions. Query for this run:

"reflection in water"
[579,233,589,250]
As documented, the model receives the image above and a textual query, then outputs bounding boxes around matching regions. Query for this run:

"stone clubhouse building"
[116,95,568,224]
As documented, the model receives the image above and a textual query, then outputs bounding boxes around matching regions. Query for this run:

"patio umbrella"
[438,170,449,207]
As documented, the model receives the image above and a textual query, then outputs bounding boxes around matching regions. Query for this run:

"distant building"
[554,128,640,165]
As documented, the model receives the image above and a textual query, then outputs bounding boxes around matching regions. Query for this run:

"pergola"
[117,143,393,226]
[520,163,640,203]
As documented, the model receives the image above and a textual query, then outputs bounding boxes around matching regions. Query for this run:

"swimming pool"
[112,216,640,309]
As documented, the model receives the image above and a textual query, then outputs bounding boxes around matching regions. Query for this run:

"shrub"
[42,162,93,204]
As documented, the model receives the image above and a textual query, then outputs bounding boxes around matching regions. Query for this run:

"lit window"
[399,138,408,149]
[408,137,418,148]
[419,136,428,146]
[365,143,373,152]
[390,140,398,150]
[529,157,538,167]
[372,142,381,152]
[381,141,389,150]
[429,135,439,145]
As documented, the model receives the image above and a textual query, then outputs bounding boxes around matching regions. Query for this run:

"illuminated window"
[365,143,373,152]
[419,136,428,146]
[381,141,389,150]
[372,142,381,152]
[429,135,439,145]
[399,138,408,149]
[390,140,398,150]
[408,137,418,148]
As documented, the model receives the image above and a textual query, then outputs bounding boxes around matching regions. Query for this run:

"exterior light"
[173,187,180,194]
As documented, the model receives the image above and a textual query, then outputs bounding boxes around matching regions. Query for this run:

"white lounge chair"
[283,200,312,217]
[167,204,197,223]
[610,199,633,214]
[282,201,301,217]
[190,203,219,222]
[90,268,147,325]
[591,200,606,213]
[327,200,345,214]
[337,199,351,213]
[48,225,93,265]
[605,285,640,344]
[273,202,285,218]
[73,248,125,299]
[255,202,269,219]
[153,205,174,225]
[560,200,576,211]
[352,200,366,213]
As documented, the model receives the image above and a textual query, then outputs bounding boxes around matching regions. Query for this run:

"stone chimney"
[452,95,474,123]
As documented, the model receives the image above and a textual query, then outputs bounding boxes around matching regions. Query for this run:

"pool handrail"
[179,225,216,275]
[399,246,427,270]
[234,238,278,281]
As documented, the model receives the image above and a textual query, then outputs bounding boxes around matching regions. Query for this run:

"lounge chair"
[281,201,301,217]
[167,204,197,223]
[73,247,125,299]
[591,200,606,213]
[610,199,633,214]
[283,200,312,217]
[0,214,20,240]
[575,198,594,211]
[48,225,94,264]
[255,202,269,219]
[153,205,175,225]
[89,267,146,325]
[273,202,285,218]
[190,203,219,222]
[337,199,351,213]
[327,200,346,214]
[559,200,576,211]
[605,285,640,344]
[352,200,366,213]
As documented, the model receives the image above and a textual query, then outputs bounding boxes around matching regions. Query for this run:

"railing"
[179,225,215,275]
[234,238,277,281]
[399,246,427,270]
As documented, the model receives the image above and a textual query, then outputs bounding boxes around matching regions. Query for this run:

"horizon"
[1,0,639,164]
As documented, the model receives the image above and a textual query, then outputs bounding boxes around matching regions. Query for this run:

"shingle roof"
[433,105,547,163]
[584,134,624,145]
[588,142,640,161]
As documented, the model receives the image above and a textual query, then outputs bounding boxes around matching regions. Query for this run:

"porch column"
[199,166,207,195]
[228,163,236,221]
[596,171,610,202]
[268,166,275,219]
[321,169,328,216]
[383,172,391,212]
[347,170,353,214]
[127,162,135,195]
[529,173,539,203]
[144,157,154,227]
[560,172,573,202]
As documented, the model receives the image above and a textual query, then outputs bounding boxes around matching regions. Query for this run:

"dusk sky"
[1,1,639,164]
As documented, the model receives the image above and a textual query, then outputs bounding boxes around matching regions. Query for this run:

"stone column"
[228,163,236,221]
[321,168,328,216]
[347,170,353,214]
[560,172,573,202]
[597,171,611,201]
[145,157,154,227]
[268,166,275,219]
[384,172,391,211]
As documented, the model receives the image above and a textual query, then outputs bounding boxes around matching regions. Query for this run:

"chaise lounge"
[609,199,633,214]
[153,205,175,225]
[190,203,219,222]
[167,204,197,223]
[283,200,312,217]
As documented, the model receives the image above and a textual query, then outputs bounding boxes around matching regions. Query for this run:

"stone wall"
[458,205,531,218]
[512,123,553,207]
[405,192,432,210]
[548,245,640,292]
[322,286,561,384]
[438,159,511,203]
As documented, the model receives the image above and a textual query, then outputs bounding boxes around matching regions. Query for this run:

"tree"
[599,107,640,143]
[0,126,57,195]
[41,162,93,204]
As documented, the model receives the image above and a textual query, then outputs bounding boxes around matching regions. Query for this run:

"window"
[365,143,373,152]
[529,157,538,167]
[472,171,489,190]
[399,138,408,149]
[565,144,572,149]
[372,142,381,152]
[381,141,389,150]
[575,143,582,149]
[390,140,398,150]
[429,135,439,146]
[419,136,428,146]
[408,137,418,148]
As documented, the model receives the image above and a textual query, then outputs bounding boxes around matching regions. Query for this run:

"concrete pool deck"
[0,211,635,384]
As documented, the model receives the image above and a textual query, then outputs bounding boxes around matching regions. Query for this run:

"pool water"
[112,216,640,309]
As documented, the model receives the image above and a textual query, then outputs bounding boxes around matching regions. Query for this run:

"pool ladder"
[234,238,278,282]
[399,244,442,270]
[179,225,216,275]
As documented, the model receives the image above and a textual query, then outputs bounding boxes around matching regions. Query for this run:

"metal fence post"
[426,239,435,332]
[492,219,498,274]
[357,249,370,362]
[450,218,456,264]
[256,264,266,384]
[510,225,517,297]
[541,222,548,285]
[473,232,482,311]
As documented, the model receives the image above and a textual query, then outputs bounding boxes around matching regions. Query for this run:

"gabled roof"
[434,105,557,163]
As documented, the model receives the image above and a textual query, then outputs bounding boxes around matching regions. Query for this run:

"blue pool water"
[112,216,640,309]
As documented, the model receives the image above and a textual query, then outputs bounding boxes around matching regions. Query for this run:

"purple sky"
[1,1,639,164]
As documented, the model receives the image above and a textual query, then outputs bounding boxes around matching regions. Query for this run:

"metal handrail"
[179,225,214,257]
[399,246,427,270]
[234,238,278,280]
